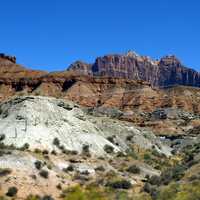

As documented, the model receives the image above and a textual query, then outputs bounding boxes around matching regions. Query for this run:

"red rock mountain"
[69,51,200,87]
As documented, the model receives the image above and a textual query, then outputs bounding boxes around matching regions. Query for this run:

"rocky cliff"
[69,51,200,87]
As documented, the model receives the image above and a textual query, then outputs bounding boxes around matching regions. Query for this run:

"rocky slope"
[0,96,171,199]
[0,97,199,200]
[0,96,171,156]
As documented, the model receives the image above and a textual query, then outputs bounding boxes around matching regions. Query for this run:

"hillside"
[0,53,200,199]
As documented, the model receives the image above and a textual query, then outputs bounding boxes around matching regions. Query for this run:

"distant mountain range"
[68,51,200,87]
[0,51,200,89]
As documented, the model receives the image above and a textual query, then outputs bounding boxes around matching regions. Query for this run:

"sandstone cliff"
[68,51,200,87]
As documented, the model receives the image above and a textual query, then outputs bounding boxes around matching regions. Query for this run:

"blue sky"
[0,0,200,71]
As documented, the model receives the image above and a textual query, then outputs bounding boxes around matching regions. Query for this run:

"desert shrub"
[125,148,138,159]
[42,149,49,155]
[95,165,105,172]
[6,186,18,197]
[39,170,49,178]
[106,179,132,189]
[56,183,62,190]
[51,150,57,155]
[70,150,78,155]
[127,165,140,174]
[34,148,42,154]
[47,164,52,170]
[143,183,158,198]
[30,174,37,180]
[0,143,16,150]
[0,134,5,141]
[20,143,30,151]
[26,194,41,200]
[73,173,90,182]
[0,168,12,177]
[104,144,114,154]
[82,144,91,156]
[144,153,151,160]
[34,160,42,170]
[62,149,78,155]
[63,165,74,172]
[53,138,60,146]
[107,136,115,144]
[0,150,11,157]
[116,151,125,157]
[59,145,65,151]
[41,195,55,200]
[126,135,133,141]
[148,175,161,186]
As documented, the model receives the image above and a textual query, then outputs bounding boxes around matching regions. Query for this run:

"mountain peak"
[159,55,182,66]
[126,50,140,58]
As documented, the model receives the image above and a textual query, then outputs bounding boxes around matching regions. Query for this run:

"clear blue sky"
[0,0,200,71]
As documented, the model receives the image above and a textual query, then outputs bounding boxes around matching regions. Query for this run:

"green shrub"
[26,194,41,200]
[20,143,30,151]
[53,138,60,146]
[126,135,134,141]
[39,170,49,179]
[0,168,12,176]
[41,195,55,200]
[0,134,5,141]
[107,136,115,144]
[42,149,49,155]
[34,148,42,154]
[34,160,42,170]
[95,166,105,172]
[104,144,114,154]
[143,183,158,198]
[144,153,151,160]
[51,150,57,155]
[6,186,18,197]
[82,144,91,156]
[56,183,62,190]
[63,165,74,172]
[127,165,140,174]
[148,175,161,186]
[106,179,132,189]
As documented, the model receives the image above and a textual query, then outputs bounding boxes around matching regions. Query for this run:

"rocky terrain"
[0,53,200,199]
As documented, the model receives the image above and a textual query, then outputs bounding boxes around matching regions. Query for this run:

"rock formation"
[66,51,200,87]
